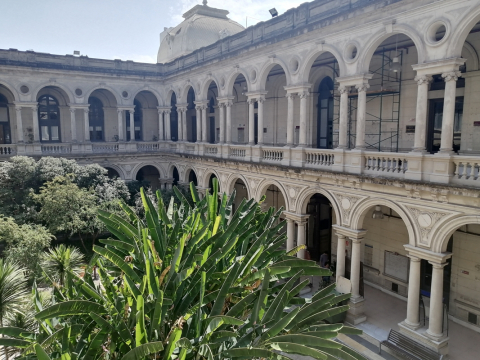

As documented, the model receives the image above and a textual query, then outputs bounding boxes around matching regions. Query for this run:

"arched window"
[316,77,334,149]
[38,95,61,142]
[88,97,104,141]
[170,94,178,141]
[0,94,11,144]
[127,99,142,141]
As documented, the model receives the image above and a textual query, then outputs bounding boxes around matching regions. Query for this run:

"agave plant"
[0,180,366,360]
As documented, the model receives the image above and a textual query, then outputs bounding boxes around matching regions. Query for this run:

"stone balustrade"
[2,140,480,187]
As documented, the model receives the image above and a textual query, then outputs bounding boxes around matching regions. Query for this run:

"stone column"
[299,91,309,147]
[219,102,225,144]
[257,96,265,145]
[286,218,295,252]
[178,108,184,141]
[129,109,135,141]
[182,108,187,141]
[296,219,307,259]
[350,237,363,299]
[336,233,346,282]
[412,75,432,152]
[226,100,232,144]
[31,105,40,142]
[286,93,295,146]
[69,108,77,142]
[405,255,421,329]
[195,105,202,142]
[15,105,24,143]
[338,86,349,149]
[354,84,369,150]
[427,262,448,339]
[164,110,171,141]
[439,71,461,153]
[158,108,164,141]
[202,104,208,142]
[83,108,90,142]
[117,109,124,141]
[248,98,255,145]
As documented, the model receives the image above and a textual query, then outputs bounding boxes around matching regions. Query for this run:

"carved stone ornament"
[442,71,461,82]
[331,192,363,226]
[414,75,433,85]
[338,86,349,95]
[355,83,370,93]
[406,206,449,246]
[283,183,307,211]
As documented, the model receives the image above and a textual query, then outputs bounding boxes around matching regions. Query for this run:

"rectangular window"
[51,126,59,141]
[41,126,49,141]
[468,312,478,325]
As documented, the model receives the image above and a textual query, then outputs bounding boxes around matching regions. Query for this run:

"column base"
[403,319,421,331]
[345,297,367,325]
[398,321,449,357]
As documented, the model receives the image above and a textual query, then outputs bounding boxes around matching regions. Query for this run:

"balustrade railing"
[453,158,480,182]
[305,149,335,166]
[205,145,218,155]
[230,146,246,158]
[262,148,283,162]
[0,145,16,156]
[364,153,408,174]
[42,144,71,154]
[137,142,160,152]
[93,143,119,153]
[185,144,195,153]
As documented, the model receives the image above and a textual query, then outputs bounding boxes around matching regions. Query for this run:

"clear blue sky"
[1,0,303,63]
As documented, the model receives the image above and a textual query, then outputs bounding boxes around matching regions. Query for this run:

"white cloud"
[169,0,305,28]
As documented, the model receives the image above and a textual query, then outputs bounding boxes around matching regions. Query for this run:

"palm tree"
[0,259,29,360]
[40,244,85,286]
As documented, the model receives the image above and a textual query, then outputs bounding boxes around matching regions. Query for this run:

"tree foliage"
[0,180,365,360]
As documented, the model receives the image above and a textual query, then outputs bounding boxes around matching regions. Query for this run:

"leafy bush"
[0,180,364,360]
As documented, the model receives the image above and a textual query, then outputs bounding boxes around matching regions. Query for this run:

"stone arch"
[225,174,251,198]
[131,162,165,181]
[84,85,121,105]
[225,68,251,97]
[358,24,426,72]
[202,169,221,190]
[462,41,479,71]
[166,163,180,178]
[299,46,346,83]
[33,82,74,104]
[349,198,417,247]
[179,84,196,104]
[200,77,221,100]
[88,88,118,107]
[0,81,19,102]
[103,164,125,179]
[296,187,342,225]
[448,5,480,57]
[430,215,480,253]
[184,166,198,183]
[165,89,178,105]
[131,88,163,107]
[255,179,289,209]
[258,58,291,90]
[35,85,73,106]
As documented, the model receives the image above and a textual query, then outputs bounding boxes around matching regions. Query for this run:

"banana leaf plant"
[0,179,366,360]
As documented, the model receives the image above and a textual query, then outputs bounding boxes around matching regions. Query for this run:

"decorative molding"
[405,206,449,246]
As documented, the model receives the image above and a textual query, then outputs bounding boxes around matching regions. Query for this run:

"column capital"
[298,91,309,99]
[428,261,449,269]
[414,75,433,85]
[407,254,421,262]
[404,244,452,263]
[282,211,309,223]
[69,108,76,114]
[355,83,370,93]
[332,224,367,239]
[245,91,268,100]
[336,73,373,87]
[128,109,135,114]
[157,106,170,114]
[338,85,350,94]
[442,70,461,82]
[285,92,296,100]
[195,105,202,111]
[117,106,134,112]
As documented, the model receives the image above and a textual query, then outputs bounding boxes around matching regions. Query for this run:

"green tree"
[1,180,365,360]
[40,244,85,286]
[0,216,54,279]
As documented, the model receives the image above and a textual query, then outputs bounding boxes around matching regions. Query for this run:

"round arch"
[103,165,124,179]
[462,41,479,71]
[258,59,291,90]
[296,187,342,225]
[0,81,19,102]
[202,169,221,190]
[255,179,289,209]
[430,215,480,253]
[299,47,346,83]
[131,88,163,107]
[349,198,417,247]
[184,167,198,183]
[225,69,251,97]
[448,5,480,57]
[225,174,251,198]
[200,77,221,99]
[34,83,74,104]
[84,85,121,105]
[131,162,165,181]
[357,25,426,72]
[179,84,197,104]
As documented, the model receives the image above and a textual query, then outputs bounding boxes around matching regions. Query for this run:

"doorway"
[306,194,332,261]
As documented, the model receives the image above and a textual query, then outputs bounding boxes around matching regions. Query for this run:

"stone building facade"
[1,0,480,356]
